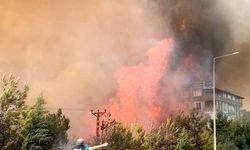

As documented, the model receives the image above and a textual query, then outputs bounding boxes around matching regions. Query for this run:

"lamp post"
[213,51,239,150]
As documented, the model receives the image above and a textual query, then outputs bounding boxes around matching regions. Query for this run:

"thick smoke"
[143,0,234,117]
[156,0,232,79]
[216,0,250,110]
[104,0,246,127]
[0,0,249,139]
[0,0,165,137]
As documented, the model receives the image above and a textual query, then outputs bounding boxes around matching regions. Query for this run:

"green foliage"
[21,96,53,150]
[242,119,250,149]
[211,112,250,149]
[229,121,247,149]
[172,111,212,150]
[199,130,213,150]
[217,142,238,150]
[146,119,180,150]
[212,112,232,144]
[0,74,29,150]
[103,110,250,150]
[2,74,250,150]
[47,109,70,150]
[0,74,70,150]
[176,128,195,150]
[21,96,70,150]
[130,124,147,149]
[104,123,147,150]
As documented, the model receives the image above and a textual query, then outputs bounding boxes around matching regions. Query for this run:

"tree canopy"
[103,111,250,150]
[0,74,70,150]
[1,74,250,150]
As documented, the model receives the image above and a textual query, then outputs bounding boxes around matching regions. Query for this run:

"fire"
[106,38,174,127]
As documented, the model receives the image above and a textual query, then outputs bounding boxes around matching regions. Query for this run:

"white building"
[182,82,243,119]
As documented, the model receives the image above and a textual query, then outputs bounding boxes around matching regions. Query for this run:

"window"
[195,102,201,110]
[223,93,227,98]
[204,89,212,95]
[217,92,222,97]
[229,105,235,114]
[224,103,228,113]
[232,96,236,101]
[219,101,222,111]
[227,94,231,99]
[205,101,213,108]
[193,89,202,97]
[221,102,226,112]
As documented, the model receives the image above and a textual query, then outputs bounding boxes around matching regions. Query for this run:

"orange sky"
[0,0,250,138]
[0,0,165,137]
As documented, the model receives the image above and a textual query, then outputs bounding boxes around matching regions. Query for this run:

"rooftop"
[191,81,244,99]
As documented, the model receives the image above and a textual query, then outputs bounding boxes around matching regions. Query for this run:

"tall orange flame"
[106,38,174,127]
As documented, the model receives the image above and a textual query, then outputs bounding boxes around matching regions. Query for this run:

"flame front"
[106,38,174,127]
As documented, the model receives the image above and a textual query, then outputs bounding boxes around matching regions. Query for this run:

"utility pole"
[91,109,106,142]
[212,51,239,150]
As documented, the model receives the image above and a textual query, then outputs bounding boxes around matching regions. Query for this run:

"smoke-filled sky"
[0,0,250,137]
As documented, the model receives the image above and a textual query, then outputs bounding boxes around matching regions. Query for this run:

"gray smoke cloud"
[0,0,249,139]
[156,0,232,78]
[157,0,250,114]
[154,0,250,110]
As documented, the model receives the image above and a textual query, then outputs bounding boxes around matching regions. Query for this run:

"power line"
[45,107,87,111]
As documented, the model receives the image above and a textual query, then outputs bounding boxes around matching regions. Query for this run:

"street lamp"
[213,51,239,150]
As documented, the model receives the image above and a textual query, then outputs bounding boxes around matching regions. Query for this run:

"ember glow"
[106,39,173,126]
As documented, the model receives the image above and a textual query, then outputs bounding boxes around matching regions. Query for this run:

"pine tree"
[0,74,70,150]
[21,96,53,150]
[0,74,29,150]
[21,96,70,150]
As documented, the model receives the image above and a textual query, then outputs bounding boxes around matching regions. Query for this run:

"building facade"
[182,82,243,119]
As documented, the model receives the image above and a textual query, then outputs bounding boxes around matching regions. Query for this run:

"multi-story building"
[182,82,243,119]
